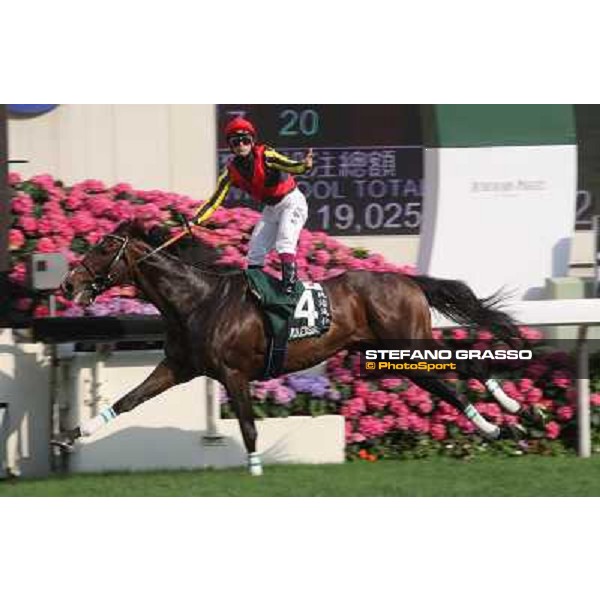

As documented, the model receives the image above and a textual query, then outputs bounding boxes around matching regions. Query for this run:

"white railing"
[432,299,600,457]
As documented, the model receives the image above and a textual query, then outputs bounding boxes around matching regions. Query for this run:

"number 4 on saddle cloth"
[244,269,332,380]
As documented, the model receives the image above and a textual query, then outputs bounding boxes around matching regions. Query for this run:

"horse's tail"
[409,275,521,344]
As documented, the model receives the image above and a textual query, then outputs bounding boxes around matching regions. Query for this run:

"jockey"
[195,116,313,294]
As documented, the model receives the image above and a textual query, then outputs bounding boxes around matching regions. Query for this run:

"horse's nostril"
[63,282,74,296]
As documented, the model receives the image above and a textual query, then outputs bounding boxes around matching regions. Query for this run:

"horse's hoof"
[249,465,263,477]
[520,406,547,428]
[51,434,76,453]
[248,453,263,476]
[498,424,527,441]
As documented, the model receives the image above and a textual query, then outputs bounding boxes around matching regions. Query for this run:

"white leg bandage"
[80,406,117,437]
[248,453,263,477]
[486,379,521,414]
[465,404,499,439]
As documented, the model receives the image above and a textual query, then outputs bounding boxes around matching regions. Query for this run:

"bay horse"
[56,220,538,475]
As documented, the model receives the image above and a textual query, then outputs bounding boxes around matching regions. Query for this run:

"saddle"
[244,269,332,380]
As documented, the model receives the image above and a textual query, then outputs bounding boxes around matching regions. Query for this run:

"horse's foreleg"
[222,369,261,476]
[54,359,187,449]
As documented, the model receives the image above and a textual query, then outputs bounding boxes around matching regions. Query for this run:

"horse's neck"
[131,250,218,318]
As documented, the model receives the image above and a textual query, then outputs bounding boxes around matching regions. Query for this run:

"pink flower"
[8,228,25,250]
[358,416,388,438]
[367,391,390,411]
[476,329,494,341]
[341,397,366,418]
[591,393,600,407]
[272,385,295,405]
[526,387,543,404]
[71,211,96,234]
[112,183,134,196]
[313,250,330,266]
[37,237,56,253]
[451,328,468,341]
[501,381,518,396]
[518,378,534,393]
[353,380,371,398]
[308,265,326,280]
[37,218,54,235]
[380,378,404,391]
[556,406,574,422]
[87,195,114,217]
[430,423,446,441]
[408,413,430,434]
[552,372,572,389]
[9,263,26,284]
[418,398,434,414]
[545,421,561,440]
[79,179,106,193]
[18,216,37,234]
[30,174,57,191]
[11,193,34,214]
[519,326,543,341]
[467,379,486,393]
[8,172,22,185]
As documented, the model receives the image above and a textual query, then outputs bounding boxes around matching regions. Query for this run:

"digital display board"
[217,105,423,236]
[576,105,600,230]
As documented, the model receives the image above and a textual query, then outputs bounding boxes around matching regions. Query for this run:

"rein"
[75,224,241,298]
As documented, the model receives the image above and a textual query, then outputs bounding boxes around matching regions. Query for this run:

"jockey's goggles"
[228,134,254,147]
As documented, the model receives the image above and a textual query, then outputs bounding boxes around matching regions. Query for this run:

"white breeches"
[247,188,308,266]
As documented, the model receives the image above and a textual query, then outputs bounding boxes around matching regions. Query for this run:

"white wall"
[0,329,51,478]
[418,145,578,300]
[8,104,217,199]
[0,334,344,478]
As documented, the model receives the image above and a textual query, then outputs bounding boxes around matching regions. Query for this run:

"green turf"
[2,456,600,496]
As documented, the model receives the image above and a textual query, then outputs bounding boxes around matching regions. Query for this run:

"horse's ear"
[124,219,147,238]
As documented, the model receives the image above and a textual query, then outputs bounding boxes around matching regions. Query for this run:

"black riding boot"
[281,261,298,295]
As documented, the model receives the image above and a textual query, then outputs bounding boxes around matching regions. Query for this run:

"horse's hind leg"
[456,359,521,415]
[457,360,545,427]
[408,374,521,440]
[222,369,262,476]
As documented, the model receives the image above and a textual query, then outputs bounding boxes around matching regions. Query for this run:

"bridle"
[67,219,242,301]
[68,223,198,299]
[75,233,132,297]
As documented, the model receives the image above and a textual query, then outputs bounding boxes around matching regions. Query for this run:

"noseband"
[76,234,131,297]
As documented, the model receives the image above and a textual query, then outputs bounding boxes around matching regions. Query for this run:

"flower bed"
[221,331,598,460]
[8,173,600,460]
[7,173,413,319]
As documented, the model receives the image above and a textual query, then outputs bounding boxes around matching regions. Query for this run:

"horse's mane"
[119,220,239,273]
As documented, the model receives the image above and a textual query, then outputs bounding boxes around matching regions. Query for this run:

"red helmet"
[224,116,257,139]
